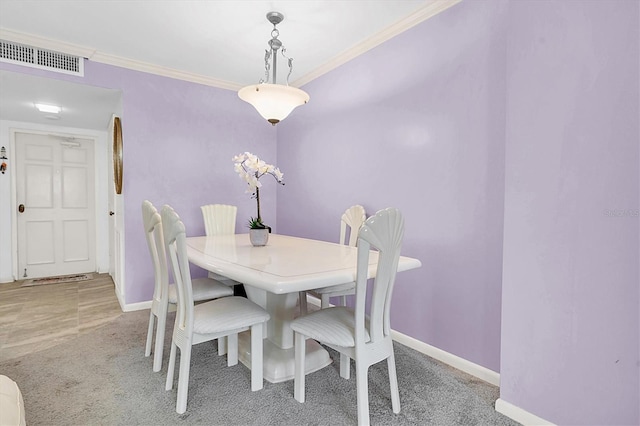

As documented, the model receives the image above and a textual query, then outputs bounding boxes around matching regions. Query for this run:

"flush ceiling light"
[238,11,309,126]
[35,103,61,114]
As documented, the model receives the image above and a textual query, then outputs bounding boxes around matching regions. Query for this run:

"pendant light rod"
[270,38,278,84]
[267,11,283,85]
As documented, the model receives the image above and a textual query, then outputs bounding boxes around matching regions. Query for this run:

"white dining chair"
[200,204,243,285]
[200,203,244,355]
[291,208,405,426]
[201,204,237,236]
[142,200,234,373]
[161,205,270,414]
[299,205,366,314]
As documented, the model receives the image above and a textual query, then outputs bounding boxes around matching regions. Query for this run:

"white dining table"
[186,233,422,383]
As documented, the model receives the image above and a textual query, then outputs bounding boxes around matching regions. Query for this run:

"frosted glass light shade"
[238,83,309,125]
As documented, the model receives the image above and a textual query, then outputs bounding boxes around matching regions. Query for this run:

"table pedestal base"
[238,331,332,383]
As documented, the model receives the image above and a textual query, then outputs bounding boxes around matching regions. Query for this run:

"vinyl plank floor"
[0,273,122,361]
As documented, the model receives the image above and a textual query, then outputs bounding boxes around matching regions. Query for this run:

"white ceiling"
[0,0,458,129]
[0,71,122,130]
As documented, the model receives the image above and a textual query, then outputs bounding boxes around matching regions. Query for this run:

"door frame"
[8,123,111,280]
[107,114,125,303]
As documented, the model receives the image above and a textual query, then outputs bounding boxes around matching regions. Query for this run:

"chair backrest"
[201,204,237,236]
[340,205,366,247]
[161,205,194,335]
[142,200,170,304]
[354,208,404,345]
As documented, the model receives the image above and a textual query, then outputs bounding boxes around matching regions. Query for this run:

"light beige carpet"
[0,309,518,426]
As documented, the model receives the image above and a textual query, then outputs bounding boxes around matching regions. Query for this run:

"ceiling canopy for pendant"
[238,11,309,125]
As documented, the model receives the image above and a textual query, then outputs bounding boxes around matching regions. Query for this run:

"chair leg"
[165,341,177,391]
[153,309,167,372]
[340,353,351,379]
[294,332,306,403]
[218,336,227,356]
[250,324,264,391]
[356,362,371,426]
[227,333,238,366]
[298,291,308,315]
[387,351,401,414]
[176,345,192,414]
[145,311,155,357]
[321,294,330,309]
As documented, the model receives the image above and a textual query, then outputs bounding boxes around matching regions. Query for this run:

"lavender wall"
[501,1,639,424]
[276,1,508,373]
[0,60,277,304]
[83,63,278,304]
[3,0,638,422]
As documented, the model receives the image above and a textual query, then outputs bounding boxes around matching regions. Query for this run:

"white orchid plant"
[233,152,284,229]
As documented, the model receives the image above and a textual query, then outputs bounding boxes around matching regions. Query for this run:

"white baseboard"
[495,398,555,425]
[115,290,152,312]
[303,293,500,387]
[391,329,501,386]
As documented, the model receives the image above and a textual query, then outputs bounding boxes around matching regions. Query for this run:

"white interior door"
[15,132,96,279]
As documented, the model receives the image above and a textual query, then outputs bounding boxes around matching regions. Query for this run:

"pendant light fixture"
[238,11,309,125]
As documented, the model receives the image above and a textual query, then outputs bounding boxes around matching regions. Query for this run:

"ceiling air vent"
[0,40,84,76]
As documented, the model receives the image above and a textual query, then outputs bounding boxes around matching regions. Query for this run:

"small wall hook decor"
[0,146,6,174]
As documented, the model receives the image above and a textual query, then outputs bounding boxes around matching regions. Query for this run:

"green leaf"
[247,217,267,229]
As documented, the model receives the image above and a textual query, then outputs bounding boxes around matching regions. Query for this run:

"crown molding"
[89,51,241,91]
[0,28,96,58]
[292,0,462,87]
[0,27,242,91]
[1,0,460,91]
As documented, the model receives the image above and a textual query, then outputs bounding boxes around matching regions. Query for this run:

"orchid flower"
[233,152,285,226]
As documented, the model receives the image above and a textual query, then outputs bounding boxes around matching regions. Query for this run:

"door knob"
[18,204,25,213]
[109,211,115,216]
